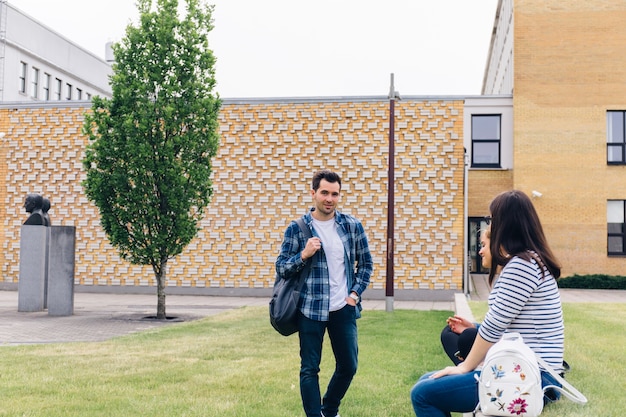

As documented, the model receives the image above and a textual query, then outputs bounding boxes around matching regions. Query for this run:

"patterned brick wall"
[0,98,465,297]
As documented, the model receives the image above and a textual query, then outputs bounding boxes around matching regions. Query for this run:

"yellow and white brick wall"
[510,0,626,277]
[0,98,465,298]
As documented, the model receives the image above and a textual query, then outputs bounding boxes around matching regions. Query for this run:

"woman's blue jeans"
[298,305,358,417]
[410,371,480,417]
[410,369,561,416]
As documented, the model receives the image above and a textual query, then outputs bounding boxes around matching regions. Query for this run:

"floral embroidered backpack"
[475,332,587,417]
[475,332,543,416]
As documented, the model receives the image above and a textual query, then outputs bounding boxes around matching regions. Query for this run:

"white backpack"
[475,333,587,417]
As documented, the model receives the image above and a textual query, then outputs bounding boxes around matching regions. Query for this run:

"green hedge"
[558,274,626,290]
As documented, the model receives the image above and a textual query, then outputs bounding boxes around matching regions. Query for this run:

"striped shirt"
[275,210,373,322]
[478,254,564,372]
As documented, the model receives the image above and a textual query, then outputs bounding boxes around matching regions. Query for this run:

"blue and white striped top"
[478,254,564,372]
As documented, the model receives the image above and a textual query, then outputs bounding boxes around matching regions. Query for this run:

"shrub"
[557,274,626,290]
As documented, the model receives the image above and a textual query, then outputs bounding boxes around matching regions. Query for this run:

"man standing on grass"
[276,169,373,417]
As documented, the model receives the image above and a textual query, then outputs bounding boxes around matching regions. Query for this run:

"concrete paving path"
[0,290,455,345]
[1,275,624,345]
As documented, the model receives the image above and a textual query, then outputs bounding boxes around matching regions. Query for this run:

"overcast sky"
[9,0,498,98]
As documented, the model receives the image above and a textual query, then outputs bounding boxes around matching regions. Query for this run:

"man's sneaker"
[321,413,340,417]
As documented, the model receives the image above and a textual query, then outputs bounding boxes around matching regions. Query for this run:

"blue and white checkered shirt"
[275,209,373,322]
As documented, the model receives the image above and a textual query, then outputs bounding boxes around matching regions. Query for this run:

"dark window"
[468,217,491,274]
[607,111,626,164]
[66,83,72,100]
[608,200,626,255]
[19,62,27,93]
[54,78,62,100]
[471,114,501,168]
[31,67,39,98]
[43,73,51,100]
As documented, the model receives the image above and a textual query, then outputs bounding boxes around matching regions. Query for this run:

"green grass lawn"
[0,303,621,416]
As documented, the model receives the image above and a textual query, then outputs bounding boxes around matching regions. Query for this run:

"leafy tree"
[82,0,220,319]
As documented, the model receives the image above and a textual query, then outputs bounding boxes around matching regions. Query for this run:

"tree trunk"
[155,259,168,319]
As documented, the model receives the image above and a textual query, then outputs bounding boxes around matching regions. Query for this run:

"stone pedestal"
[43,226,50,309]
[46,226,76,316]
[18,225,49,312]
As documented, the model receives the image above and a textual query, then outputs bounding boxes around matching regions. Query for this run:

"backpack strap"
[536,355,588,405]
[294,217,314,294]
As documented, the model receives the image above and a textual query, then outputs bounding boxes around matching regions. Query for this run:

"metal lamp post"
[386,73,400,312]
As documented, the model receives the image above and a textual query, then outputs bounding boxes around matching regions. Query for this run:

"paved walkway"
[1,276,624,345]
[0,290,455,345]
[467,273,626,304]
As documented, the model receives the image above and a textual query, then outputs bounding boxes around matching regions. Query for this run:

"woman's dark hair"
[311,169,341,191]
[488,190,561,285]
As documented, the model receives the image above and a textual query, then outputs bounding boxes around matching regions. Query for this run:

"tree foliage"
[82,0,220,318]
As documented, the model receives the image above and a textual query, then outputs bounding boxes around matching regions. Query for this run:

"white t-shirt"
[312,217,348,312]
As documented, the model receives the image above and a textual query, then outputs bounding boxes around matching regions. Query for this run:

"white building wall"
[464,95,513,169]
[0,2,112,102]
[482,0,514,95]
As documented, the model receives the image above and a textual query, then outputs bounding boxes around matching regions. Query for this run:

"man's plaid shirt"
[275,209,373,322]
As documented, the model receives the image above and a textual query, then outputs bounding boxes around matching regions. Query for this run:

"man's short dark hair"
[312,169,342,191]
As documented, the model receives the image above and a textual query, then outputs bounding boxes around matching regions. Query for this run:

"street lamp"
[386,73,400,312]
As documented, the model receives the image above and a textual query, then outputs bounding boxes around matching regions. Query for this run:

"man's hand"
[345,292,359,306]
[301,237,322,261]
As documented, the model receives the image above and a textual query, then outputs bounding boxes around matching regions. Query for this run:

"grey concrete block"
[18,225,49,312]
[47,226,76,316]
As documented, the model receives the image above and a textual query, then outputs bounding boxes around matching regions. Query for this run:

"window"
[607,111,626,164]
[76,88,82,100]
[31,67,39,98]
[608,200,626,255]
[86,92,92,100]
[54,78,62,100]
[43,73,51,100]
[66,83,72,100]
[19,62,27,93]
[471,114,501,168]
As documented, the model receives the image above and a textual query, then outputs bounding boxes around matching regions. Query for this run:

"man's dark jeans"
[298,305,358,417]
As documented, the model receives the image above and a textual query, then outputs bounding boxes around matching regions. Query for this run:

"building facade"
[471,0,626,277]
[0,1,112,103]
[0,97,477,300]
[1,0,623,300]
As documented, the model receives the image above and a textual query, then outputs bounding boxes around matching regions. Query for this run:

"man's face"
[311,179,340,219]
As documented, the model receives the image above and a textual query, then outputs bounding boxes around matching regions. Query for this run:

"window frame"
[30,67,39,98]
[43,73,51,100]
[471,114,502,168]
[18,62,27,94]
[608,200,626,256]
[54,78,62,100]
[607,110,626,164]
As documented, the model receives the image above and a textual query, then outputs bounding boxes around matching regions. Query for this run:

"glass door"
[468,217,490,274]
